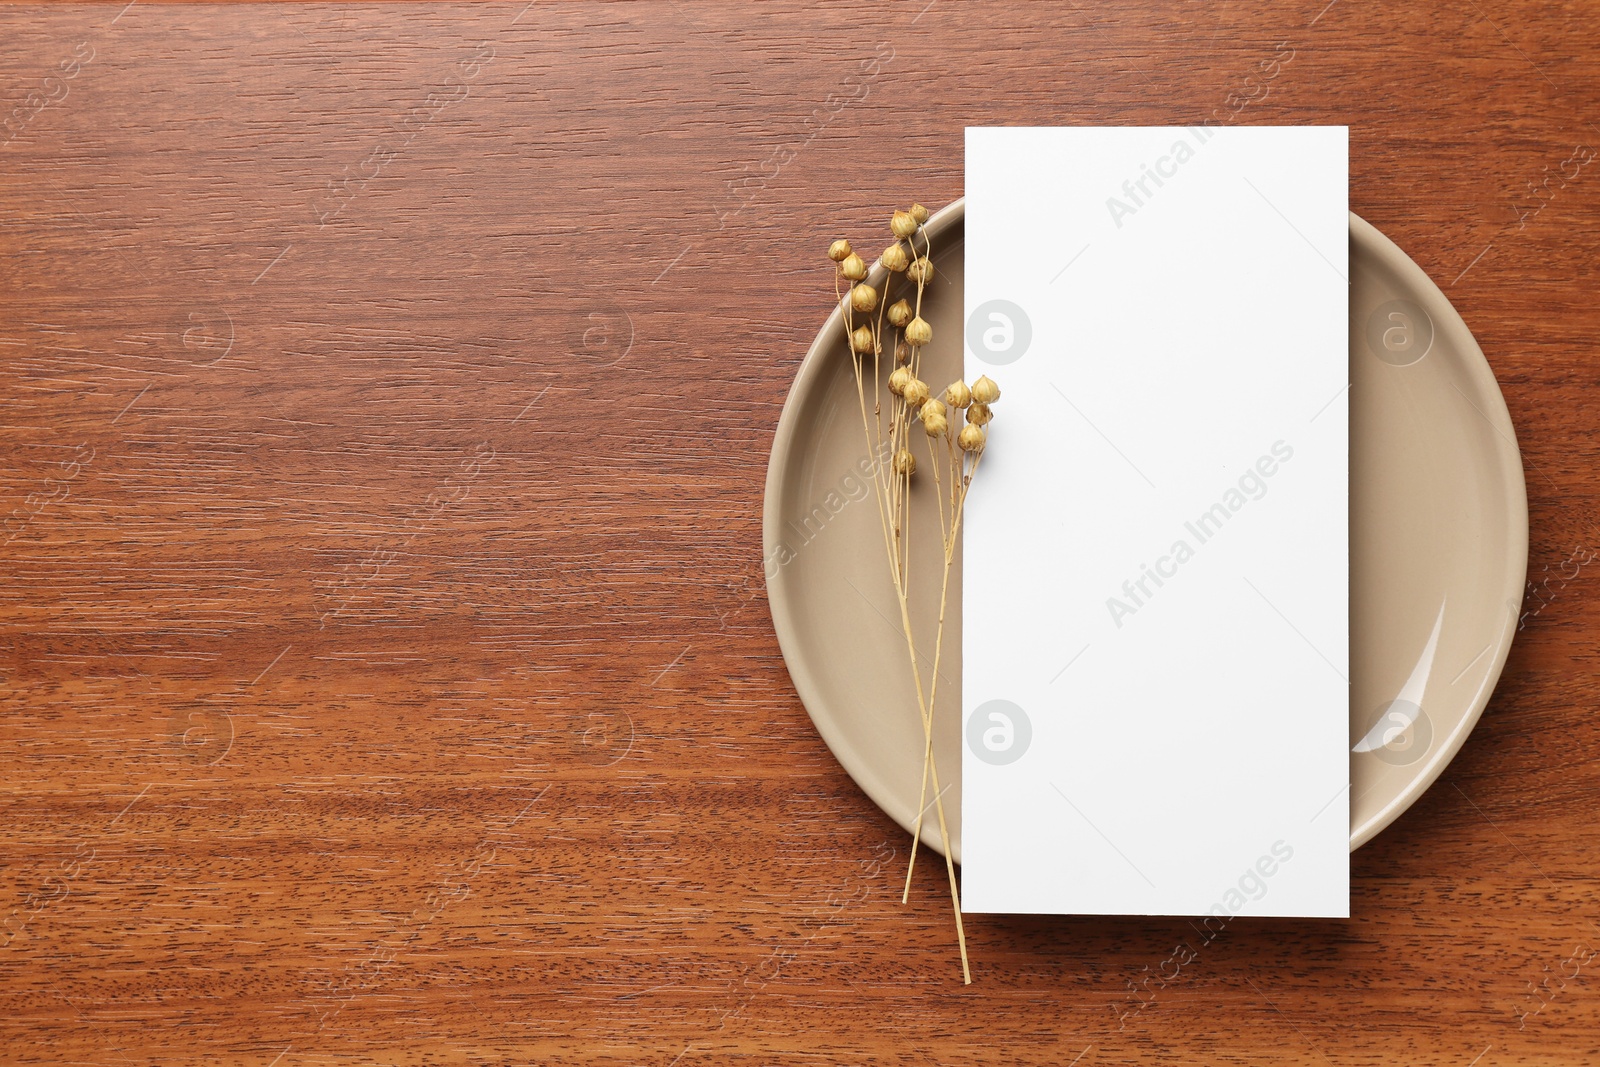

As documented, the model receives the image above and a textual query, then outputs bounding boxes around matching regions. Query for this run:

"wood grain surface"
[0,2,1596,1064]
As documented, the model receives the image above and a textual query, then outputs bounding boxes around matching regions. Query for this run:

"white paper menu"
[961,126,1349,917]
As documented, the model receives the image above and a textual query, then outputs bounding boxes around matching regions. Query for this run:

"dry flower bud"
[849,283,878,313]
[887,299,913,328]
[971,375,1001,404]
[881,243,909,272]
[890,210,918,239]
[894,340,911,364]
[902,378,930,409]
[910,202,929,224]
[841,253,868,281]
[907,257,935,285]
[888,366,911,396]
[958,423,986,452]
[966,401,993,426]
[923,413,948,437]
[828,239,853,262]
[944,380,971,409]
[905,316,933,347]
[850,325,875,354]
[893,449,917,476]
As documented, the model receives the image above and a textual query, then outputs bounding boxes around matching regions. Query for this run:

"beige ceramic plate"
[765,200,1527,859]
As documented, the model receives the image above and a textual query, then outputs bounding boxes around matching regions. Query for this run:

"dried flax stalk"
[826,205,1003,985]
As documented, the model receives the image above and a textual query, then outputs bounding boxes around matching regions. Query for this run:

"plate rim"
[764,199,1529,858]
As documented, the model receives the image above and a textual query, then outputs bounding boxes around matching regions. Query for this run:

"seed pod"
[841,253,868,282]
[907,257,935,285]
[894,340,911,364]
[849,283,878,313]
[893,449,916,476]
[958,423,986,452]
[890,210,918,239]
[851,325,875,354]
[905,317,933,347]
[888,366,911,396]
[966,401,992,426]
[902,378,930,409]
[828,239,853,262]
[881,243,909,272]
[943,380,971,409]
[921,398,947,421]
[887,299,913,328]
[971,375,1001,404]
[923,412,948,437]
[910,202,929,224]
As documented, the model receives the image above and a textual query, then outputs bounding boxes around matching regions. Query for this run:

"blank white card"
[961,126,1348,917]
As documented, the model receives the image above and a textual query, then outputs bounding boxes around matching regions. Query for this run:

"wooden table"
[0,3,1594,1064]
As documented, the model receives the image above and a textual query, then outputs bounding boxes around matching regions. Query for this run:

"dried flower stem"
[902,442,953,902]
[830,206,986,986]
[905,442,984,889]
